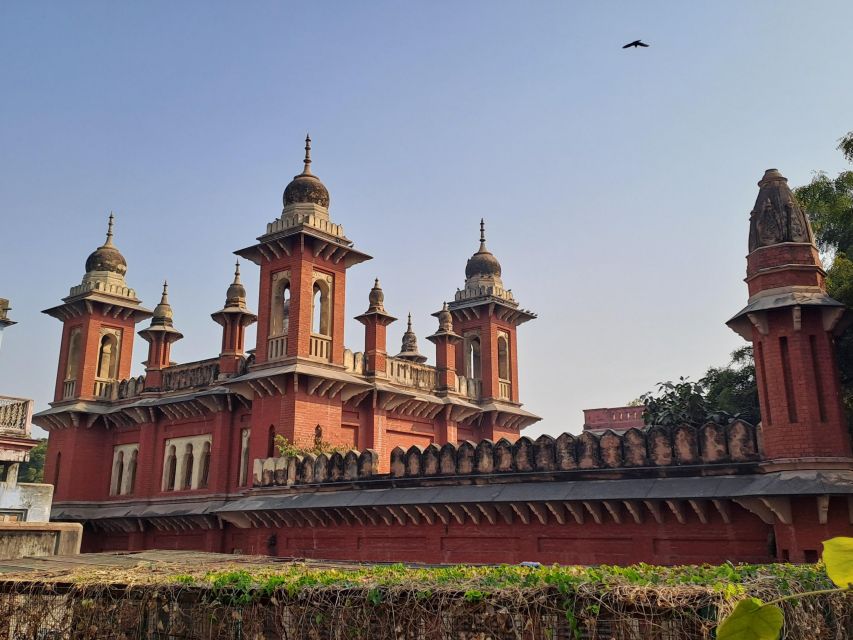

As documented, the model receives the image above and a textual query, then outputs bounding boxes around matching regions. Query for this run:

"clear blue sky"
[2,2,852,439]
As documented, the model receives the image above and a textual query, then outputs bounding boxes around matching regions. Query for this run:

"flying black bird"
[623,40,649,49]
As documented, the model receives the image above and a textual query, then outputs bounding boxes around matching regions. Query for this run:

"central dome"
[85,214,127,275]
[283,135,330,208]
[465,220,502,279]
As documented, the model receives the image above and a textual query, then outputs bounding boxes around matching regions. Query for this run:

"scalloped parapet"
[253,422,760,488]
[253,449,379,487]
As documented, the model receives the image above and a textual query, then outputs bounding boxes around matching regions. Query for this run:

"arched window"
[65,328,81,380]
[97,333,119,379]
[199,442,211,489]
[467,336,481,379]
[127,449,138,495]
[239,430,250,486]
[497,334,510,380]
[53,452,61,490]
[164,445,177,491]
[182,444,194,489]
[312,281,330,336]
[112,451,124,496]
[271,278,292,336]
[267,425,276,458]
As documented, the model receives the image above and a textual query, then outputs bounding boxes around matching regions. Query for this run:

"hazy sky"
[2,2,852,439]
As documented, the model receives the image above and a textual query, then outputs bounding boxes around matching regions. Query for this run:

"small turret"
[139,282,183,389]
[212,262,258,376]
[355,279,396,376]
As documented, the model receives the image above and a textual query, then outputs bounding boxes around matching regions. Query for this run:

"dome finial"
[480,218,486,244]
[105,212,115,247]
[303,133,312,175]
[407,312,413,332]
[161,280,168,300]
[233,260,242,283]
[151,279,175,327]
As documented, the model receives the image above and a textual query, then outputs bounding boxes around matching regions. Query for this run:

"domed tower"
[444,220,538,440]
[42,214,152,404]
[232,135,371,457]
[211,262,257,376]
[235,135,371,366]
[727,169,852,464]
[138,282,184,389]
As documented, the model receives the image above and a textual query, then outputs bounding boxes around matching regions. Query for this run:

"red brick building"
[35,159,853,565]
[582,406,645,432]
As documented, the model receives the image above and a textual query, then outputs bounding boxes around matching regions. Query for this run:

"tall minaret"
[727,169,852,464]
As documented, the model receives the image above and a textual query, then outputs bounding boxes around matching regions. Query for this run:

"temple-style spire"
[396,312,427,363]
[747,169,814,252]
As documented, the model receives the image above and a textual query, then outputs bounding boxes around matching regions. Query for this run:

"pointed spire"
[225,260,248,308]
[302,133,312,175]
[396,312,427,362]
[479,218,486,248]
[151,280,175,327]
[233,260,242,284]
[366,277,386,312]
[105,212,115,247]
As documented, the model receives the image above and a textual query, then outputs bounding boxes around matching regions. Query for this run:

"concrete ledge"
[0,522,83,560]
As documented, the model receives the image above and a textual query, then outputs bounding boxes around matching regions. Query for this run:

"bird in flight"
[623,40,649,49]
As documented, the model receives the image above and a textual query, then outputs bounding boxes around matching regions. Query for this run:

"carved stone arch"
[358,449,378,477]
[422,443,441,476]
[512,436,534,472]
[599,430,623,468]
[647,426,673,466]
[313,453,329,482]
[475,439,494,474]
[493,438,513,472]
[300,454,316,484]
[622,428,648,467]
[673,424,699,465]
[554,433,577,471]
[727,420,758,461]
[533,434,556,471]
[577,431,600,469]
[699,422,728,463]
[343,450,360,480]
[405,445,423,477]
[390,447,406,479]
[328,451,345,481]
[457,441,475,474]
[439,442,458,475]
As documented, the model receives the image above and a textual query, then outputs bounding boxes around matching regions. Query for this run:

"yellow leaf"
[716,598,783,640]
[823,537,853,589]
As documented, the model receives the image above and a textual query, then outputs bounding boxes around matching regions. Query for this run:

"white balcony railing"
[386,358,437,391]
[268,335,288,360]
[456,376,482,401]
[309,334,331,361]
[62,379,76,400]
[498,379,512,400]
[93,378,114,400]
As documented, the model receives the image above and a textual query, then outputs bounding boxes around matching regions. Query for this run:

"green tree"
[18,439,46,482]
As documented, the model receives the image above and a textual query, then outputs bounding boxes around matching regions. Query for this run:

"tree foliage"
[640,348,759,427]
[18,439,46,483]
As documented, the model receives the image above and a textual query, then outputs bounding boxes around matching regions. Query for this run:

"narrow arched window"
[267,425,276,458]
[182,444,194,489]
[282,286,291,335]
[239,430,250,486]
[97,333,119,379]
[164,445,177,491]
[467,336,481,379]
[199,442,211,489]
[112,451,124,496]
[127,449,138,495]
[53,452,61,490]
[65,328,81,380]
[312,280,331,336]
[497,334,510,380]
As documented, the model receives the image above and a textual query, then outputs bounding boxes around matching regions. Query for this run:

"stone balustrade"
[0,396,32,435]
[252,421,759,489]
[386,357,436,391]
[116,375,146,400]
[161,358,220,391]
[343,349,366,374]
[253,449,379,487]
